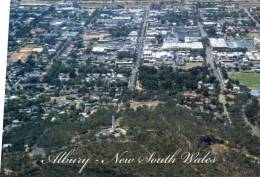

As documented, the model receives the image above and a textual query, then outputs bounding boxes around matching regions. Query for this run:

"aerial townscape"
[1,0,260,176]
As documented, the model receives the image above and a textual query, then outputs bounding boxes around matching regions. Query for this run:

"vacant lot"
[183,62,203,70]
[229,72,260,89]
[130,101,162,110]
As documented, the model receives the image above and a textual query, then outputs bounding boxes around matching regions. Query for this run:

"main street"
[206,47,232,125]
[206,48,225,89]
[199,22,232,125]
[128,6,150,90]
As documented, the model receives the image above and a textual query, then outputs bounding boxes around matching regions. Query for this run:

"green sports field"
[229,72,260,89]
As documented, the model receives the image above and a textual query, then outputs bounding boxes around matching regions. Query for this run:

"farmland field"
[229,72,260,89]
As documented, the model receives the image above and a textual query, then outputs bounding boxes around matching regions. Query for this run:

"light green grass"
[229,72,260,89]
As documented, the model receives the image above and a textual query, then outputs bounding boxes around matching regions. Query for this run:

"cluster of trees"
[43,61,67,84]
[218,10,247,18]
[226,93,260,156]
[139,65,216,92]
[108,27,135,37]
[114,67,132,78]
[117,50,135,59]
[3,100,260,176]
[14,57,36,75]
[78,63,110,75]
[161,10,199,26]
[43,60,112,85]
[245,97,260,125]
[155,34,163,45]
[221,66,228,80]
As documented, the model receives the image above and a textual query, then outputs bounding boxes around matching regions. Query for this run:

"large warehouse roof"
[209,38,228,48]
[162,42,204,50]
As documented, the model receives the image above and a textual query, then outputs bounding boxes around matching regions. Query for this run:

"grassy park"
[229,72,260,89]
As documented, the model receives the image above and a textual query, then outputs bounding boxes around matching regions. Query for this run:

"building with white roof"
[209,38,228,50]
[162,42,204,51]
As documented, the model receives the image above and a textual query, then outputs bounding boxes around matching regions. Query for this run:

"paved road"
[203,10,260,132]
[48,8,101,70]
[128,6,150,91]
[206,48,225,89]
[242,112,260,138]
[198,22,223,86]
[50,39,71,62]
[206,43,232,125]
[199,20,232,124]
[198,22,207,38]
[245,8,260,28]
[52,8,101,63]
